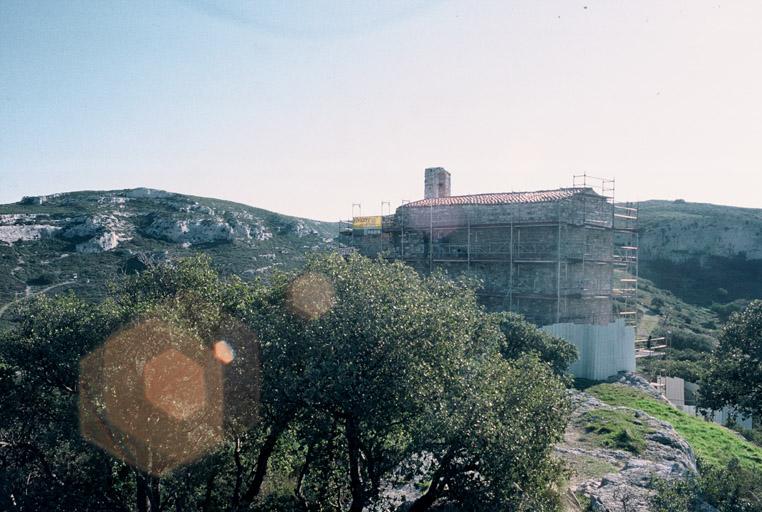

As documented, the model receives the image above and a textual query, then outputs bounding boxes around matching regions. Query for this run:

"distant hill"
[3,190,761,335]
[0,188,341,319]
[639,199,762,306]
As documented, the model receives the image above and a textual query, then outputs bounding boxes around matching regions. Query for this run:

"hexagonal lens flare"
[143,348,207,421]
[79,318,225,476]
[286,272,336,320]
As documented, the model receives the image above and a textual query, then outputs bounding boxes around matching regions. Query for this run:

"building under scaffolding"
[341,167,638,379]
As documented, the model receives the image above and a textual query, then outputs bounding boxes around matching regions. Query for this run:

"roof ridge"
[427,186,589,198]
[401,187,596,208]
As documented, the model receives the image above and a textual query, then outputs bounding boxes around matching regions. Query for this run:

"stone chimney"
[424,167,451,199]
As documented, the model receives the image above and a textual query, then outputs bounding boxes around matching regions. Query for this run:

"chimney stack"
[424,167,451,199]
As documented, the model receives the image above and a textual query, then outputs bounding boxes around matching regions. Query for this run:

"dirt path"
[0,281,76,319]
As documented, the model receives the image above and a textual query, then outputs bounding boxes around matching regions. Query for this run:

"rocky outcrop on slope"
[75,231,122,253]
[0,189,341,307]
[559,390,697,512]
[58,214,134,252]
[0,190,334,251]
[613,373,668,402]
[0,222,60,243]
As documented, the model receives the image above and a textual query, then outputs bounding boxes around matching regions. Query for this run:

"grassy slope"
[582,408,653,454]
[587,383,762,471]
[638,278,720,337]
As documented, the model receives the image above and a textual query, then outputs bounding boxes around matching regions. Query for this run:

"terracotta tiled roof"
[402,187,596,208]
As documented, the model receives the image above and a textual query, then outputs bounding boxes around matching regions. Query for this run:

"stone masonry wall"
[345,194,614,325]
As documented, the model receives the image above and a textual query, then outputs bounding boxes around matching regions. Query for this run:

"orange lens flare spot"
[143,348,207,421]
[212,340,235,364]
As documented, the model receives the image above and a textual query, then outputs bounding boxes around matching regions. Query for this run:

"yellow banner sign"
[352,216,382,230]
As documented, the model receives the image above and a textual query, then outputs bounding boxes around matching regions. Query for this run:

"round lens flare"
[212,340,235,364]
[286,272,336,320]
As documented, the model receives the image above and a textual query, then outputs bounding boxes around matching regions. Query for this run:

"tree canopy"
[0,253,573,511]
[699,300,762,418]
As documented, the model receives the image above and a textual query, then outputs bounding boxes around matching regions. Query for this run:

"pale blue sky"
[2,1,761,220]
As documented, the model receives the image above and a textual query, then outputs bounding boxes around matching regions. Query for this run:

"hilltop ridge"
[2,189,762,322]
[0,188,341,310]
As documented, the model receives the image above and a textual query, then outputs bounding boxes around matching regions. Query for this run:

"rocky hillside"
[4,190,761,333]
[0,188,341,319]
[639,200,762,306]
[558,388,697,511]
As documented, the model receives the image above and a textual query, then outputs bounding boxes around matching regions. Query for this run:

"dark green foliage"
[408,354,571,512]
[700,300,762,418]
[634,278,722,382]
[25,272,56,286]
[642,256,762,307]
[638,321,717,382]
[651,459,762,512]
[650,477,703,512]
[656,328,716,353]
[495,312,578,376]
[0,253,572,511]
[251,254,571,511]
[711,299,753,322]
[640,358,706,383]
[0,293,131,511]
[739,427,762,449]
[0,255,261,511]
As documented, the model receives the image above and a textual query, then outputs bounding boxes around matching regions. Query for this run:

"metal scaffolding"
[344,174,638,327]
[574,173,639,327]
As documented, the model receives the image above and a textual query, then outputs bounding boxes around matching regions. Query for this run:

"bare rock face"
[0,224,61,244]
[0,214,61,244]
[4,189,336,252]
[20,193,64,205]
[0,188,341,309]
[614,373,669,402]
[143,218,237,245]
[75,232,121,253]
[558,390,697,512]
[641,218,762,262]
[61,214,133,253]
[294,220,318,238]
[252,222,273,241]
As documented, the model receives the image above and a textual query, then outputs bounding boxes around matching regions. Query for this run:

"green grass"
[582,409,653,454]
[587,383,762,471]
[565,453,618,481]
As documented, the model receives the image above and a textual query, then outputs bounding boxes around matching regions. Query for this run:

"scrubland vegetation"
[0,254,577,511]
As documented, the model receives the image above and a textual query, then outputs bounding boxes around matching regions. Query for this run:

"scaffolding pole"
[509,218,514,311]
[557,202,562,323]
[429,205,433,273]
